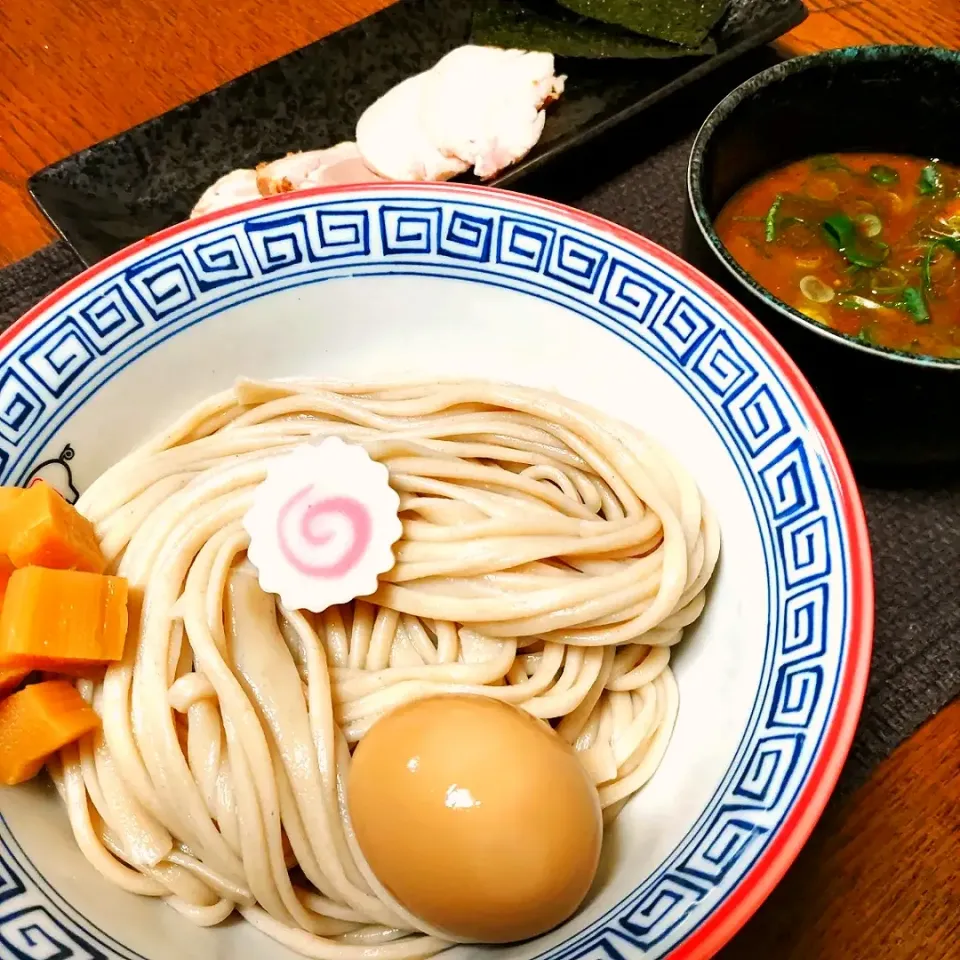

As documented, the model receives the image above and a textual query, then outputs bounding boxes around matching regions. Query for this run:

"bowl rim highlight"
[0,181,874,960]
[686,43,960,371]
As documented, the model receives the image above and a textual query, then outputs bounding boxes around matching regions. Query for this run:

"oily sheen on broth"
[716,153,960,359]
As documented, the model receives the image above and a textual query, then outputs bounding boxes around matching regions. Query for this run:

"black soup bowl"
[684,45,960,467]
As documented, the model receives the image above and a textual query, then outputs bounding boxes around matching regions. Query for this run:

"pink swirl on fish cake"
[276,486,373,578]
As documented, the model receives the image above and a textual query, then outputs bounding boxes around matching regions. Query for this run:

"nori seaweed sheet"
[471,0,718,59]
[554,0,729,46]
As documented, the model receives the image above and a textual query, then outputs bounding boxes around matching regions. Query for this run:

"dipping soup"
[715,154,960,359]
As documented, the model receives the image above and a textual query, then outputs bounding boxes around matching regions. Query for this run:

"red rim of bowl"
[1,182,874,960]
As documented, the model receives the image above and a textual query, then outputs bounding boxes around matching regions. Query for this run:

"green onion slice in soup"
[901,287,931,323]
[917,164,943,196]
[868,165,899,185]
[822,213,888,268]
[764,195,783,243]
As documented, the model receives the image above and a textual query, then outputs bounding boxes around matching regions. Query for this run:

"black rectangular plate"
[28,0,805,266]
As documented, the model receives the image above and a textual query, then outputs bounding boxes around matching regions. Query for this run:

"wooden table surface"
[1,1,958,957]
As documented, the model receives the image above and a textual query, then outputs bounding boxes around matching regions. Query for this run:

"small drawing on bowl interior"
[22,443,80,504]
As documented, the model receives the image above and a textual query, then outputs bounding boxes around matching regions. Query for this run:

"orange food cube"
[0,481,105,573]
[0,567,128,669]
[40,663,107,680]
[0,488,24,512]
[0,680,100,784]
[0,664,30,697]
[0,555,13,607]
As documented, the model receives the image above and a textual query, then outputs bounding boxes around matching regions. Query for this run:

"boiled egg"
[348,694,602,943]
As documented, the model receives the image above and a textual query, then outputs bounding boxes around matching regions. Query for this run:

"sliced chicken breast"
[190,43,565,213]
[301,143,388,187]
[190,144,386,222]
[256,142,378,195]
[190,168,260,219]
[356,71,470,182]
[424,46,565,180]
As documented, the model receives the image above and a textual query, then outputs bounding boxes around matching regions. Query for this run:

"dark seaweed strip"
[553,0,729,46]
[471,0,716,58]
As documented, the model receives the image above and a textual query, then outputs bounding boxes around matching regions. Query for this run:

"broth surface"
[715,153,960,359]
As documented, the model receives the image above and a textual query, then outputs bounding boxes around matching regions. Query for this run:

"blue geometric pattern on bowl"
[0,193,850,960]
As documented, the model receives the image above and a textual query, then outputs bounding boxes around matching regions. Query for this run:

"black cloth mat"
[2,51,957,797]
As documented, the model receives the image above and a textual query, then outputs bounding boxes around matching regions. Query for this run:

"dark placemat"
[2,52,957,798]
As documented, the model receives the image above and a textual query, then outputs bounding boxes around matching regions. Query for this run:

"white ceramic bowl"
[0,184,872,960]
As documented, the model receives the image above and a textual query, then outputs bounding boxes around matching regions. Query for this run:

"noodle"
[55,377,720,958]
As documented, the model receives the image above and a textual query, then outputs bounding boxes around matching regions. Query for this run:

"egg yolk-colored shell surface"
[348,695,603,943]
